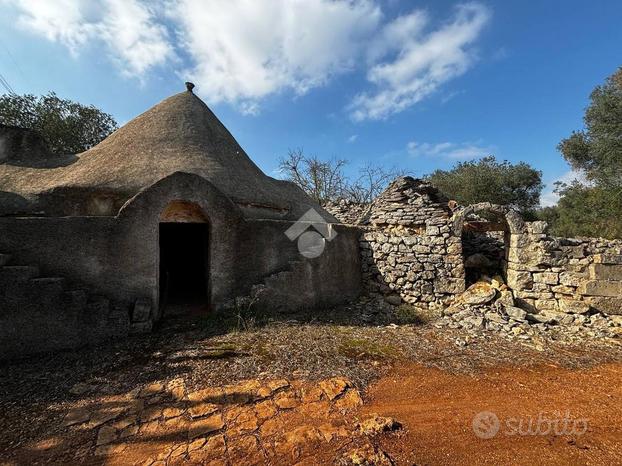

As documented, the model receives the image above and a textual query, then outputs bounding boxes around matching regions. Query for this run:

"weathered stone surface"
[559,299,591,315]
[189,403,218,419]
[485,311,507,323]
[342,444,394,466]
[254,400,278,420]
[434,278,465,295]
[188,413,224,439]
[593,254,622,265]
[139,382,165,398]
[319,377,351,401]
[334,389,363,410]
[589,264,622,281]
[462,282,497,305]
[96,425,117,446]
[497,290,515,307]
[356,414,401,435]
[586,297,622,315]
[505,306,527,322]
[273,391,300,409]
[528,311,561,324]
[534,272,559,285]
[162,406,184,419]
[580,280,622,297]
[507,269,533,289]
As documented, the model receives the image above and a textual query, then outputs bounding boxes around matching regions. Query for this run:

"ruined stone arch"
[451,202,525,237]
[451,203,526,289]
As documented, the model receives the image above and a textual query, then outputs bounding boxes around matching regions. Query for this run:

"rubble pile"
[435,276,622,344]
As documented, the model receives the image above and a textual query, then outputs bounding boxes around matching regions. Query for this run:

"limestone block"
[447,243,461,254]
[559,245,586,259]
[505,306,527,321]
[589,264,622,281]
[579,280,622,297]
[558,299,591,314]
[509,234,530,249]
[526,221,548,235]
[551,285,576,295]
[434,278,464,295]
[533,272,559,285]
[534,299,559,311]
[425,225,440,236]
[593,254,622,265]
[506,269,533,290]
[584,297,622,315]
[559,272,584,287]
[532,283,553,293]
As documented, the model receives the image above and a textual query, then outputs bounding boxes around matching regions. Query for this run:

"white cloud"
[349,3,490,121]
[100,0,175,77]
[348,134,359,143]
[10,0,96,52]
[407,140,493,159]
[8,0,174,77]
[6,1,490,116]
[540,169,589,207]
[169,0,381,111]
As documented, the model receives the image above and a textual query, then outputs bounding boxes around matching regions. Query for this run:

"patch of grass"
[394,304,439,325]
[239,340,273,362]
[338,337,399,360]
[204,344,240,359]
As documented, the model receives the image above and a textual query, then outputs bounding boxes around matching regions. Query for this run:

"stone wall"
[507,221,622,316]
[325,178,622,317]
[322,199,370,225]
[326,177,465,306]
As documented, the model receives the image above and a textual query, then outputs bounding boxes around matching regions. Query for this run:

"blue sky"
[0,0,620,205]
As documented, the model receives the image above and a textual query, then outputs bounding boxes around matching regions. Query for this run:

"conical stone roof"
[0,89,327,220]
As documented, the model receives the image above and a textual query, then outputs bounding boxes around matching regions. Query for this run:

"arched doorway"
[159,201,209,314]
[453,203,524,288]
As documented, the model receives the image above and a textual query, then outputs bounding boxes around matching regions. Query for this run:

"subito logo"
[285,208,338,258]
[472,411,500,439]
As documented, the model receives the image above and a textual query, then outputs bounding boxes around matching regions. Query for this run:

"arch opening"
[454,203,523,289]
[461,213,510,287]
[159,201,209,315]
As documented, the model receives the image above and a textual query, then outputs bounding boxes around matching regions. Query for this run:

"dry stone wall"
[325,177,622,317]
[507,222,622,316]
[326,177,465,306]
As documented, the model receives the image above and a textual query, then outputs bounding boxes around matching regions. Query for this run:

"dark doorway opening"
[461,217,509,288]
[159,222,209,313]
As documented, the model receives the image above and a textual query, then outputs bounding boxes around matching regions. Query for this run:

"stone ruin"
[1,88,620,359]
[0,89,361,358]
[324,177,622,337]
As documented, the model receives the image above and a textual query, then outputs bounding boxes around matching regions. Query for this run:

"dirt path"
[2,316,622,465]
[4,362,622,465]
[363,362,622,465]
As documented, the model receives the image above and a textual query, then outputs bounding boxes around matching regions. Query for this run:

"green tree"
[0,92,117,155]
[544,67,622,239]
[558,67,622,187]
[541,182,622,239]
[427,156,543,214]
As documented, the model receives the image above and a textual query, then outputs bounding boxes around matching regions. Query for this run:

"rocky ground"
[434,275,622,348]
[1,300,622,465]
